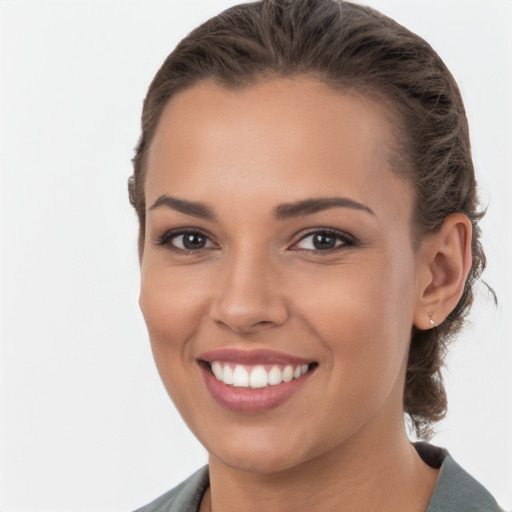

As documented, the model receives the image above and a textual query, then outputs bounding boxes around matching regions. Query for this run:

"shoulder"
[132,449,505,512]
[415,443,504,512]
[132,466,209,512]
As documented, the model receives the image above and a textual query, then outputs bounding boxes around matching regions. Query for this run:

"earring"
[428,313,435,328]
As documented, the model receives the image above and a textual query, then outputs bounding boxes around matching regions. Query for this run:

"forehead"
[145,77,412,222]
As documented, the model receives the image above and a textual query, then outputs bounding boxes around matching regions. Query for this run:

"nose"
[209,250,289,335]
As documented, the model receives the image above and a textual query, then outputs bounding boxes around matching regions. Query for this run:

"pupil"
[313,233,336,250]
[183,233,206,249]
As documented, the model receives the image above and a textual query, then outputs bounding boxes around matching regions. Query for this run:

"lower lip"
[200,364,313,413]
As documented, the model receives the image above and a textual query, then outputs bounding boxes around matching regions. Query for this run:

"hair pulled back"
[129,0,487,439]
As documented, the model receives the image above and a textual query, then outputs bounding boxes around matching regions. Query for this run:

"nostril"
[212,315,284,335]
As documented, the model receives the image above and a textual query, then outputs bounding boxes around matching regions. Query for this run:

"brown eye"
[180,233,208,250]
[311,233,337,250]
[156,230,216,252]
[292,230,354,252]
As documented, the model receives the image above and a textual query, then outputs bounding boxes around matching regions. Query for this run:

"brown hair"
[129,0,487,439]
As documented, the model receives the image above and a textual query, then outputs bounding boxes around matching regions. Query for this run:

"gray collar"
[135,444,502,511]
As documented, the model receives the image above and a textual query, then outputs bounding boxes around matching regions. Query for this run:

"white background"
[0,1,510,511]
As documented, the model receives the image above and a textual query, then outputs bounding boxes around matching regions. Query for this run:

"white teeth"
[223,365,234,385]
[249,366,268,388]
[211,361,223,380]
[282,365,294,383]
[232,365,249,387]
[268,365,283,385]
[210,361,311,388]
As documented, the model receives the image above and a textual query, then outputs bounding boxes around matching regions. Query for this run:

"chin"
[201,423,330,476]
[211,445,309,475]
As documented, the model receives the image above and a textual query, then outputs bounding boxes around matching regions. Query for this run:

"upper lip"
[198,348,315,366]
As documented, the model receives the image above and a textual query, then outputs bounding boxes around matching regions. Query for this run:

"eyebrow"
[273,197,375,220]
[148,194,374,221]
[149,194,216,220]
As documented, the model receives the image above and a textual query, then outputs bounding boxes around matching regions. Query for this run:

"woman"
[129,0,502,510]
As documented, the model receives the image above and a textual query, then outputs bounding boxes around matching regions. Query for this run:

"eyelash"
[155,228,217,254]
[291,228,356,253]
[155,228,356,255]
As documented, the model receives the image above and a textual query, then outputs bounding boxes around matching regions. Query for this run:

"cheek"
[140,261,207,334]
[293,251,416,395]
[138,268,207,386]
[297,248,415,330]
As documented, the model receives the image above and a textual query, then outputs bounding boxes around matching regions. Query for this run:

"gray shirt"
[134,444,503,511]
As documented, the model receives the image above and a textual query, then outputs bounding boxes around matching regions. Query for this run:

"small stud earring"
[429,313,435,328]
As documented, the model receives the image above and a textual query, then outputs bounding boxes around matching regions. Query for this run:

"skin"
[139,78,472,511]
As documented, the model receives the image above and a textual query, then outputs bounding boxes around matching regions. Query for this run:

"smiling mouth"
[204,361,317,389]
[198,349,319,411]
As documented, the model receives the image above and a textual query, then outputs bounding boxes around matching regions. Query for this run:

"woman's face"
[140,78,424,473]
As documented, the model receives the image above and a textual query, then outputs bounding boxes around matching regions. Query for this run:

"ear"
[413,213,473,330]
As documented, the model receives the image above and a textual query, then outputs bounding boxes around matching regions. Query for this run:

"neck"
[205,425,438,512]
